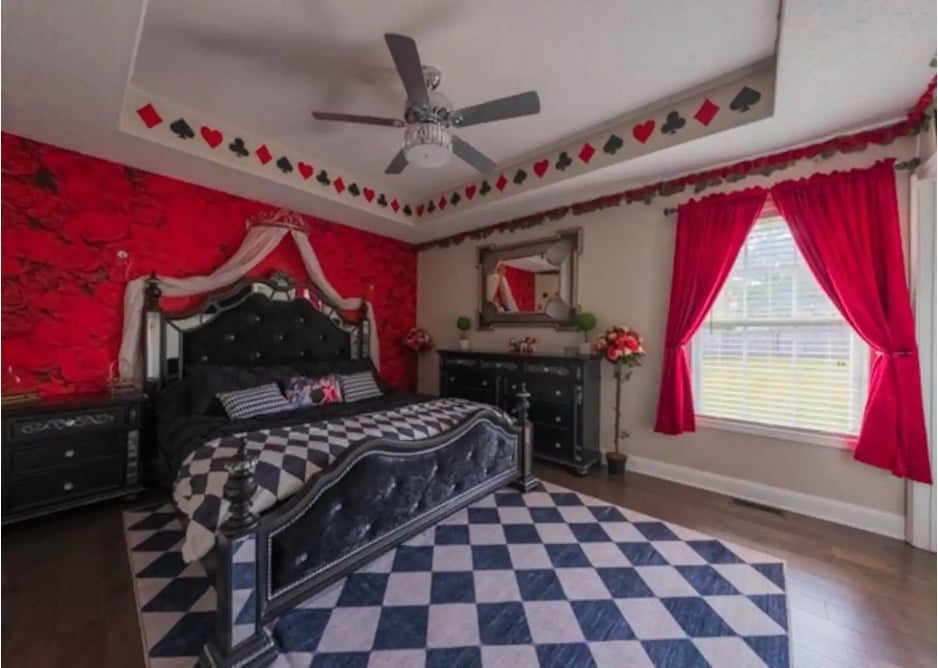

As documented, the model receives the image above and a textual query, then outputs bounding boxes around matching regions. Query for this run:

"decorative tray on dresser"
[438,350,600,475]
[1,391,147,524]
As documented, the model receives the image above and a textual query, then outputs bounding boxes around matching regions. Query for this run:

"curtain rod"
[662,157,922,217]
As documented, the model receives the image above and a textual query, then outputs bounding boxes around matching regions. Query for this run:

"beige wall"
[418,139,917,515]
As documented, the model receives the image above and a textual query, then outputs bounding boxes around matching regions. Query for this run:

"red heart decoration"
[200,126,223,148]
[465,185,477,200]
[416,204,425,217]
[632,121,655,144]
[533,160,549,177]
[298,162,314,180]
[363,188,375,203]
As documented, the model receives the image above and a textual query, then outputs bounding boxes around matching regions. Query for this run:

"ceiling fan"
[311,34,541,175]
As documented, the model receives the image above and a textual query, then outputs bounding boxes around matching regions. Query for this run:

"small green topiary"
[575,312,598,341]
[456,316,472,332]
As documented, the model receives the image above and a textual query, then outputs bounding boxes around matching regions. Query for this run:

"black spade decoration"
[450,192,461,206]
[555,152,572,171]
[348,183,360,197]
[169,118,195,140]
[603,134,624,155]
[730,86,761,113]
[228,138,249,157]
[377,194,388,207]
[427,200,436,213]
[661,111,686,135]
[316,170,331,186]
[513,169,527,185]
[403,205,412,216]
[276,157,293,174]
[479,180,492,196]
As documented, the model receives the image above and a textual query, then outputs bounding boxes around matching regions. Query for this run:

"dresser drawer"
[532,424,573,460]
[8,406,129,442]
[529,402,575,430]
[10,432,125,475]
[528,380,571,405]
[8,457,125,512]
[445,384,496,405]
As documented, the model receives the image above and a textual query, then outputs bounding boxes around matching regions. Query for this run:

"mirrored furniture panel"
[478,229,582,329]
[439,349,600,475]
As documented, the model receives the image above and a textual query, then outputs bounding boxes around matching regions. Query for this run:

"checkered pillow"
[339,371,383,402]
[216,383,294,420]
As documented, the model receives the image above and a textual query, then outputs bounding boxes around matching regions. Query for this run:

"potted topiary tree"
[593,326,646,476]
[456,316,473,350]
[575,312,598,355]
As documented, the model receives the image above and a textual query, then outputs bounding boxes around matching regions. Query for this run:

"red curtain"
[654,189,768,434]
[772,161,932,483]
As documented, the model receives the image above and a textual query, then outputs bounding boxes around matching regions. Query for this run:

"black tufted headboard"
[143,271,370,384]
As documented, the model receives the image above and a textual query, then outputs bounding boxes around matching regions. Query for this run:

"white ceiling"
[2,0,935,244]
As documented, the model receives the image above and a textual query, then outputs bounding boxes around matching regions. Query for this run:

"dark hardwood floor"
[3,465,935,667]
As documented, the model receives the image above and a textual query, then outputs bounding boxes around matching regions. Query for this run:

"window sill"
[695,415,856,450]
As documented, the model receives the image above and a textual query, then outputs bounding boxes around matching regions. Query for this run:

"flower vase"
[459,337,469,350]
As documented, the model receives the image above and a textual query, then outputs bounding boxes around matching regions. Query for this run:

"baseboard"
[626,455,906,540]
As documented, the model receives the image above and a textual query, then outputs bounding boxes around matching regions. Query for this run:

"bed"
[141,270,536,668]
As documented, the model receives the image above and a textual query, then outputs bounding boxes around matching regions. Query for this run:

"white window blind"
[691,215,869,436]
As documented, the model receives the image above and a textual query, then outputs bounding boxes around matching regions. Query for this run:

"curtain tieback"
[878,350,913,358]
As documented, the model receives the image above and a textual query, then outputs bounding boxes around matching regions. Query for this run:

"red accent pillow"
[284,375,343,408]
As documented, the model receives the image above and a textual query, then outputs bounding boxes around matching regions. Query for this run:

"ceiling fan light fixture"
[403,122,452,168]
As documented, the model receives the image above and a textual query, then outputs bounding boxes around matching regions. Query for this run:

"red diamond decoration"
[578,142,595,164]
[391,198,400,213]
[333,177,345,194]
[496,175,508,191]
[255,145,272,164]
[416,204,425,217]
[438,195,447,211]
[136,103,162,129]
[694,99,720,126]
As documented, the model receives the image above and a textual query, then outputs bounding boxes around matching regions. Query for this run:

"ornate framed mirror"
[477,228,582,329]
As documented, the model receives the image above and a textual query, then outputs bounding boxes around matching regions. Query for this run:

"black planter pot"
[606,453,627,476]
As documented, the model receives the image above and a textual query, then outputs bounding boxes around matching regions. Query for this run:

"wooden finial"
[220,439,259,538]
[144,272,162,310]
[511,383,539,493]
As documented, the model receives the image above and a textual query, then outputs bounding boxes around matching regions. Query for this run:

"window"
[691,213,868,438]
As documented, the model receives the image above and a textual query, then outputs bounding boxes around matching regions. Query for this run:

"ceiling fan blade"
[384,33,430,106]
[385,149,409,175]
[453,91,541,128]
[452,136,496,174]
[311,111,405,127]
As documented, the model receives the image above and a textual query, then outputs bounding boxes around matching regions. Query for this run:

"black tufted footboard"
[199,397,533,668]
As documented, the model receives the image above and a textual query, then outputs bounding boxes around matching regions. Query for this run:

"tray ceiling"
[3,0,935,243]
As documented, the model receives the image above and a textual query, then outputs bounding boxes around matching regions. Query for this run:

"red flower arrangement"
[593,325,646,470]
[593,326,645,369]
[508,336,537,354]
[403,327,434,353]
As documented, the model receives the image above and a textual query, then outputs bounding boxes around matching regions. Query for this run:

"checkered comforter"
[174,398,504,563]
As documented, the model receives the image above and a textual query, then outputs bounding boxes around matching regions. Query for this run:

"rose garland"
[417,76,936,252]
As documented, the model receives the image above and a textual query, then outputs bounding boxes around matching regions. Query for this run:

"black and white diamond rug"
[124,481,790,667]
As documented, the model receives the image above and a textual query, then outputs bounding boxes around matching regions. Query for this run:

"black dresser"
[439,350,601,475]
[2,391,147,524]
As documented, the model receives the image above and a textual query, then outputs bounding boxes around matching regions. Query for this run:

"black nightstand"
[2,391,147,524]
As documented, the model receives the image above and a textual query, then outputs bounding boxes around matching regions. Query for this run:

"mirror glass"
[478,230,581,329]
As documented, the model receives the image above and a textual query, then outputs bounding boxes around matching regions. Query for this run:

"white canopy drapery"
[118,225,380,379]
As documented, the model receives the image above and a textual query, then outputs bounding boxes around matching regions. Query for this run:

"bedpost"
[143,272,163,385]
[511,383,540,493]
[201,439,276,668]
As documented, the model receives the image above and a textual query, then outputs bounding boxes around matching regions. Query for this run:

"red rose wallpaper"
[1,133,417,395]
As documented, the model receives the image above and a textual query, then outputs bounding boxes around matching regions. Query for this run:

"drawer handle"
[64,449,75,458]
[63,482,74,492]
[554,416,561,423]
[449,376,455,382]
[554,442,562,449]
[481,381,488,387]
[554,390,561,396]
